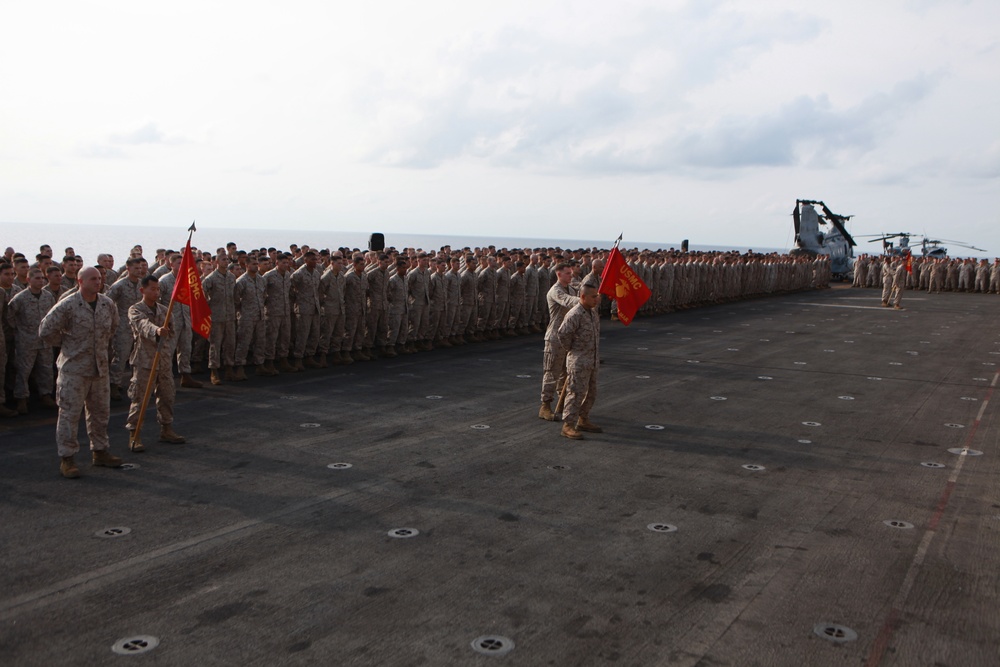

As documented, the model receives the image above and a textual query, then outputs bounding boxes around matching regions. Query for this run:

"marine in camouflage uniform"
[344,256,370,360]
[365,254,391,357]
[202,256,237,383]
[457,256,478,342]
[386,259,410,354]
[557,285,602,439]
[263,254,294,372]
[39,266,124,478]
[235,256,268,377]
[428,259,450,347]
[125,275,184,450]
[538,262,578,421]
[6,268,56,413]
[319,255,348,364]
[290,252,324,368]
[406,255,431,350]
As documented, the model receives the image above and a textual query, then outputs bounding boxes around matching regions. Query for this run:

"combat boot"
[110,384,123,401]
[256,364,270,376]
[16,399,28,415]
[181,373,204,388]
[304,356,321,369]
[363,347,377,360]
[277,358,295,373]
[233,366,248,381]
[538,401,555,421]
[128,430,144,453]
[40,395,57,409]
[576,417,603,433]
[316,354,329,368]
[382,345,397,358]
[561,422,583,440]
[159,424,186,444]
[92,449,124,467]
[293,357,306,372]
[0,404,18,418]
[437,338,452,348]
[210,369,222,385]
[60,456,80,479]
[264,360,279,375]
[224,366,238,382]
[339,351,354,365]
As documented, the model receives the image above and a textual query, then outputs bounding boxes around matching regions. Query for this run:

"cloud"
[356,2,830,172]
[79,122,188,159]
[109,122,167,145]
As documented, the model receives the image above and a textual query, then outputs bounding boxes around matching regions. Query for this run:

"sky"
[2,0,998,252]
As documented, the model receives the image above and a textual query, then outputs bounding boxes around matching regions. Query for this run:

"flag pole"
[129,222,196,451]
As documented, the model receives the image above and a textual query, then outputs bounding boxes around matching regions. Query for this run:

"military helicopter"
[859,233,986,258]
[789,199,856,279]
[919,237,986,258]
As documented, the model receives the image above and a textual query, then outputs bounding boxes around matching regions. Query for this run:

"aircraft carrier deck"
[1,285,998,666]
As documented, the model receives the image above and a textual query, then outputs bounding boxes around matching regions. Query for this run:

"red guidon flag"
[905,252,913,274]
[171,239,212,339]
[599,246,651,326]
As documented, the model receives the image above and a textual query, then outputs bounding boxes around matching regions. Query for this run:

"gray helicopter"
[859,232,986,258]
[789,199,856,279]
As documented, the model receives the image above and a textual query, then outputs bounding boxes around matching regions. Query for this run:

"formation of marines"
[852,254,1000,295]
[1,241,833,477]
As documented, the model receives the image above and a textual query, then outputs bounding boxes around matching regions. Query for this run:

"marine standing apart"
[538,262,579,421]
[39,266,124,478]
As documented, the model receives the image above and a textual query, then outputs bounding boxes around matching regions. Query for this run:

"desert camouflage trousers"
[55,373,111,457]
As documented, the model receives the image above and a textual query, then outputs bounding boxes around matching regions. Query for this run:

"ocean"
[2,222,785,265]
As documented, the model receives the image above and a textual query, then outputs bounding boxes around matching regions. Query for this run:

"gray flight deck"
[1,285,998,666]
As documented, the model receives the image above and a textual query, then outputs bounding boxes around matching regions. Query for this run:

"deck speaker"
[369,233,385,252]
[681,239,689,252]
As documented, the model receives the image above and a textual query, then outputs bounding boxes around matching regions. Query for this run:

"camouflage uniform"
[444,265,461,339]
[558,302,600,425]
[6,288,55,399]
[319,267,346,356]
[508,270,526,330]
[540,282,578,404]
[457,265,478,337]
[428,269,448,342]
[523,263,538,328]
[290,264,323,359]
[365,264,389,350]
[475,264,496,334]
[492,265,510,331]
[125,299,177,429]
[39,291,119,457]
[106,276,142,387]
[235,271,267,366]
[406,267,431,344]
[263,267,292,362]
[386,271,409,347]
[344,268,369,353]
[202,268,236,369]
